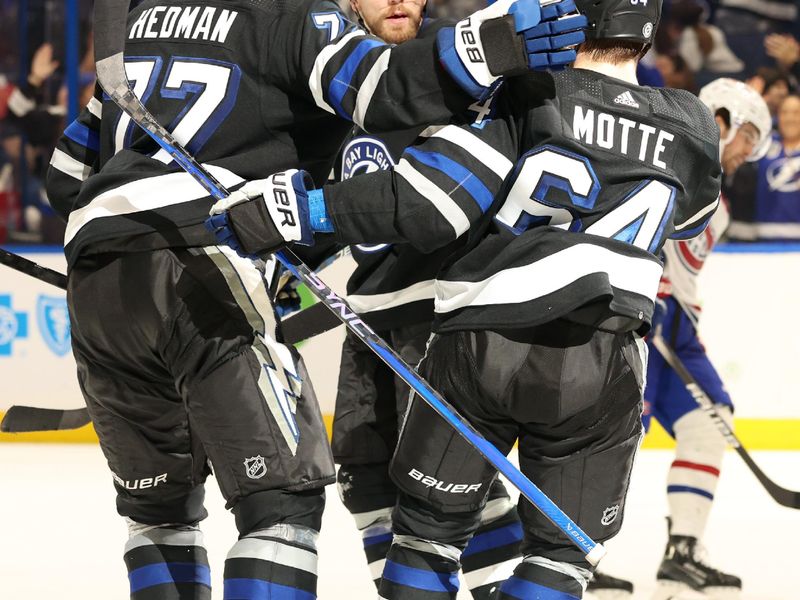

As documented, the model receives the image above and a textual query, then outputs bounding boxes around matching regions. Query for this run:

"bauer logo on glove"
[206,169,316,256]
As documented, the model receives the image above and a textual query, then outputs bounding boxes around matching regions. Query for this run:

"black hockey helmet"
[573,0,663,47]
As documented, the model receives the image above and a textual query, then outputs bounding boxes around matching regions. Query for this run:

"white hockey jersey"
[659,196,730,322]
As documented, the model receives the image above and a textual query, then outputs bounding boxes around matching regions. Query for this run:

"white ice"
[0,444,797,599]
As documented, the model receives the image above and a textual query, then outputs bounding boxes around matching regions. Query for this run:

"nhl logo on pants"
[601,504,620,526]
[244,455,267,479]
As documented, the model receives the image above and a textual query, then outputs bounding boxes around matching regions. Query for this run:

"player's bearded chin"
[374,3,424,44]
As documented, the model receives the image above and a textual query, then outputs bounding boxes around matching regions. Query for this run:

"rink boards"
[2,244,799,449]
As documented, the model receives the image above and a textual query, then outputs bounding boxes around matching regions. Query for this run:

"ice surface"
[0,445,796,599]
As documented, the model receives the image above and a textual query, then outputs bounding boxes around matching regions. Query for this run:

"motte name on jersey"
[129,6,238,44]
[573,105,675,169]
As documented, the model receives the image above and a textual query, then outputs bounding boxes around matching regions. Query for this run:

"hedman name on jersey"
[129,5,239,43]
[573,105,676,169]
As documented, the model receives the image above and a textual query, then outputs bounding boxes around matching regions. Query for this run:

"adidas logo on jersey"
[614,91,640,109]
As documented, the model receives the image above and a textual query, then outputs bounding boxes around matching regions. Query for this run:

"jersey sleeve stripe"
[7,88,35,116]
[673,194,719,232]
[49,148,93,181]
[87,96,103,119]
[328,38,384,118]
[346,279,436,314]
[64,165,245,246]
[395,159,471,237]
[352,50,391,130]
[430,126,514,179]
[435,244,663,314]
[404,147,494,212]
[309,30,366,115]
[64,120,100,152]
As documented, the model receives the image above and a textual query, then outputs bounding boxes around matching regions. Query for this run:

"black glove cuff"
[480,16,529,77]
[228,199,285,256]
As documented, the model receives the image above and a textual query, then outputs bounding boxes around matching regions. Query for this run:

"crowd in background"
[1,0,799,244]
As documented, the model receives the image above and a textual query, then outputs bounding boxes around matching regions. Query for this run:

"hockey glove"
[437,0,587,101]
[206,170,316,256]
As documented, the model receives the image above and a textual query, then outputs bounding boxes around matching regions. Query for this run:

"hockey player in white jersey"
[329,1,523,596]
[643,78,771,600]
[207,0,727,597]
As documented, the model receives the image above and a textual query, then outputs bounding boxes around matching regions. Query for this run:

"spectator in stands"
[747,67,791,121]
[765,33,800,86]
[727,93,800,240]
[671,0,744,75]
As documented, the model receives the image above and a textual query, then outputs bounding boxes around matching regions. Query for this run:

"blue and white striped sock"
[124,522,211,600]
[223,524,318,600]
[498,556,590,600]
[379,535,461,600]
[461,497,523,599]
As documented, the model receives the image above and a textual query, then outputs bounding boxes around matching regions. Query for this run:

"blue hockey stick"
[93,0,605,565]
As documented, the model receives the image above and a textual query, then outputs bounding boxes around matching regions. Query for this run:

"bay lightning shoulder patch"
[340,136,395,180]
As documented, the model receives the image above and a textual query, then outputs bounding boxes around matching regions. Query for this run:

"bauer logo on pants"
[36,295,71,357]
[601,504,620,526]
[244,455,267,479]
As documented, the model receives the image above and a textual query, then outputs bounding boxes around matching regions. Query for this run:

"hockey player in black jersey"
[44,1,585,598]
[208,0,724,597]
[329,1,523,595]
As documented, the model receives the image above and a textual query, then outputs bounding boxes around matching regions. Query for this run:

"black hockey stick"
[1,406,90,433]
[0,248,67,289]
[651,331,800,509]
[91,0,606,564]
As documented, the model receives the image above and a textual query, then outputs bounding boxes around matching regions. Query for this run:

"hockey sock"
[461,496,523,599]
[378,535,462,600]
[124,521,211,600]
[497,556,590,599]
[356,506,395,587]
[223,524,318,600]
[667,407,730,539]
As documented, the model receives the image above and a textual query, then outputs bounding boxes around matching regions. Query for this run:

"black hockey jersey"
[46,0,472,267]
[322,68,722,334]
[334,18,472,331]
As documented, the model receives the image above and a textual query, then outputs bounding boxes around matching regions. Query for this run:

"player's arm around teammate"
[43,2,586,600]
[326,2,525,597]
[208,2,727,599]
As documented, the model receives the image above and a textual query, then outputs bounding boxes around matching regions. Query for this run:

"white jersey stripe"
[347,279,436,314]
[87,96,103,119]
[64,165,244,245]
[352,49,391,130]
[462,558,518,591]
[226,538,318,575]
[435,244,663,314]
[7,88,35,116]
[50,148,92,182]
[674,194,719,232]
[395,159,471,237]
[309,30,366,115]
[431,126,514,179]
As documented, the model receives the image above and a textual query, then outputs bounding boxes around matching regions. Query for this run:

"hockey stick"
[1,406,90,433]
[651,330,800,509]
[92,0,605,564]
[0,248,68,289]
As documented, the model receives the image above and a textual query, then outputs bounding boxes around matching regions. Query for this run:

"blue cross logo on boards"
[0,295,28,356]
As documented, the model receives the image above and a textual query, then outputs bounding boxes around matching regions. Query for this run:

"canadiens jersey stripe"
[434,244,662,314]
